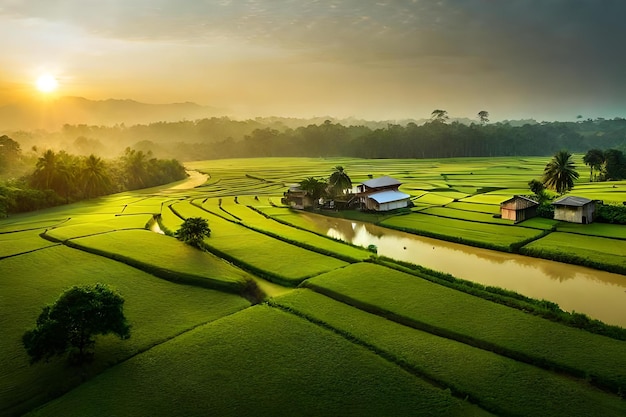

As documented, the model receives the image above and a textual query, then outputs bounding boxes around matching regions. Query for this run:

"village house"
[356,176,411,211]
[281,185,313,210]
[500,195,539,223]
[552,196,596,224]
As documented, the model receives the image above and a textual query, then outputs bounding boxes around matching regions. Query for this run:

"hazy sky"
[2,0,625,121]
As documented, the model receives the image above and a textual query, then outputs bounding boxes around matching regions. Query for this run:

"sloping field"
[170,201,349,285]
[0,245,250,417]
[302,262,626,393]
[25,306,490,417]
[272,289,626,417]
[209,198,372,261]
[0,230,58,258]
[45,229,254,294]
[380,212,543,251]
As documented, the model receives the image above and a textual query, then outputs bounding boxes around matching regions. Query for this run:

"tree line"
[0,140,187,216]
[6,114,626,162]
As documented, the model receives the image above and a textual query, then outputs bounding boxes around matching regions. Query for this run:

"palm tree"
[81,154,112,198]
[582,149,604,182]
[299,177,327,201]
[31,149,57,190]
[542,150,579,194]
[430,109,449,124]
[328,166,352,196]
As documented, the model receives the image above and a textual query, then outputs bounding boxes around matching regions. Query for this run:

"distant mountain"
[0,97,225,131]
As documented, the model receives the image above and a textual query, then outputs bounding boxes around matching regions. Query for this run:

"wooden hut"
[356,176,411,211]
[500,195,539,223]
[281,185,313,210]
[552,196,595,224]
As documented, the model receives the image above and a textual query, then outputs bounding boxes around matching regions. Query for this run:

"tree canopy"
[542,150,579,194]
[176,217,211,248]
[328,165,352,196]
[22,283,130,365]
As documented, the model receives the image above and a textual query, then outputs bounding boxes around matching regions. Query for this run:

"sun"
[35,74,59,93]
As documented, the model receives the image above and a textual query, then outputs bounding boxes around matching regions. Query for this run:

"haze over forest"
[2,0,626,128]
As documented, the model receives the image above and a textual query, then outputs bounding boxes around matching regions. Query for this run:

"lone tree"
[542,150,579,194]
[328,165,352,196]
[176,217,211,248]
[23,283,130,365]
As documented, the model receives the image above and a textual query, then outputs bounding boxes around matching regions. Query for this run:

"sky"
[2,0,626,122]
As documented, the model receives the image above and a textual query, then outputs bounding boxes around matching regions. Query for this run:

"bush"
[595,203,626,224]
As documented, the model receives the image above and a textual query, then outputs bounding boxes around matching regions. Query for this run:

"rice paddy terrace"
[2,156,626,417]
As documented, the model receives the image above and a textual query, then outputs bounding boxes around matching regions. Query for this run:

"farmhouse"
[281,185,314,209]
[552,196,596,224]
[500,195,539,223]
[356,176,411,211]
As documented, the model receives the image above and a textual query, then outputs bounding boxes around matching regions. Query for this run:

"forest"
[7,114,626,162]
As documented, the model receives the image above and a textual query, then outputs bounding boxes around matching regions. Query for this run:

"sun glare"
[36,74,59,93]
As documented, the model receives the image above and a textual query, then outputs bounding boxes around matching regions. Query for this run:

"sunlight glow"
[36,74,59,93]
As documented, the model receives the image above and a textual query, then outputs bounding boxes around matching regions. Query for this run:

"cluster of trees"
[0,138,187,216]
[8,113,626,163]
[298,166,353,201]
[583,148,626,181]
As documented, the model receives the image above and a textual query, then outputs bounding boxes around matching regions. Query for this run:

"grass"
[556,221,626,239]
[380,212,544,251]
[302,262,626,393]
[210,198,372,261]
[271,289,626,417]
[45,229,255,295]
[4,156,626,416]
[0,245,250,417]
[520,231,626,273]
[0,230,58,258]
[170,201,349,286]
[25,306,489,417]
[421,206,514,225]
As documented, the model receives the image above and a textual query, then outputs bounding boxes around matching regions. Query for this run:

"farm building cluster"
[500,195,596,224]
[282,175,411,212]
[283,174,598,223]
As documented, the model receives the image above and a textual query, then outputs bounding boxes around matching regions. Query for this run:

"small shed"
[552,196,595,224]
[281,185,313,210]
[500,195,539,223]
[363,190,411,211]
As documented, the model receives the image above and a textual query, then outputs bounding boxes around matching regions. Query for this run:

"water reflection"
[300,212,626,327]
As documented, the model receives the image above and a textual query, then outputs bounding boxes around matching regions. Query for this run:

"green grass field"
[521,232,626,273]
[2,156,626,417]
[302,262,626,393]
[272,289,626,417]
[25,306,490,417]
[0,245,250,417]
[380,212,544,251]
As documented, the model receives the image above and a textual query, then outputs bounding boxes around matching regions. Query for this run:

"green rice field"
[2,156,626,416]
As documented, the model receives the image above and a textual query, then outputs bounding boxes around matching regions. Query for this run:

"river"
[296,212,626,327]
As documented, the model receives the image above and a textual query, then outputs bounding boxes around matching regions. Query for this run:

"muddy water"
[297,212,626,327]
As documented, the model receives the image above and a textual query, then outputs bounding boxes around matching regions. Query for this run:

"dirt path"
[169,170,209,190]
